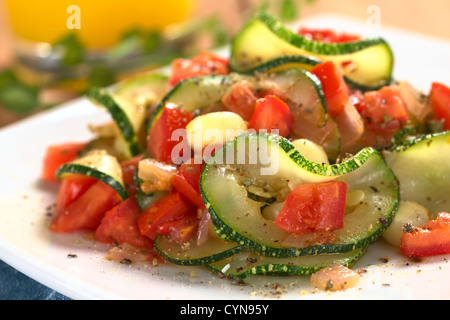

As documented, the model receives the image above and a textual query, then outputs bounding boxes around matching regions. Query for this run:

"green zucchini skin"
[230,11,394,90]
[244,55,390,92]
[241,55,321,74]
[148,67,329,135]
[207,247,367,279]
[384,131,450,218]
[147,74,240,133]
[56,163,129,200]
[154,236,242,266]
[200,133,399,258]
[88,87,141,157]
[55,149,129,200]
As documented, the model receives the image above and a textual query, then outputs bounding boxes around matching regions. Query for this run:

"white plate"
[1,13,450,300]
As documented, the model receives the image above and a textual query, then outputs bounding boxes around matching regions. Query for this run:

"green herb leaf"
[88,65,116,88]
[106,34,142,62]
[54,33,85,67]
[0,82,39,113]
[142,31,162,53]
[0,70,18,87]
[280,0,298,21]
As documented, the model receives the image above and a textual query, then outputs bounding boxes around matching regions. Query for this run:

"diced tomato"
[171,161,205,209]
[349,90,366,114]
[359,123,402,150]
[55,174,97,215]
[401,212,450,257]
[169,51,230,86]
[50,180,122,233]
[361,85,409,129]
[147,102,194,164]
[157,211,200,244]
[137,192,195,241]
[120,154,144,197]
[247,95,295,138]
[349,88,405,149]
[334,101,365,153]
[298,28,361,43]
[41,142,87,182]
[430,82,450,131]
[95,197,153,250]
[311,61,349,117]
[275,181,347,235]
[221,82,258,121]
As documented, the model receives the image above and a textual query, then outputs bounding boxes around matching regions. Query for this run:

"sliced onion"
[138,159,178,194]
[310,263,360,291]
[399,81,431,122]
[261,202,285,221]
[335,102,364,153]
[197,209,211,246]
[292,113,338,146]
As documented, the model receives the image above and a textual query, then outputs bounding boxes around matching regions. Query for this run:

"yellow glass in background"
[0,0,196,127]
[4,0,195,49]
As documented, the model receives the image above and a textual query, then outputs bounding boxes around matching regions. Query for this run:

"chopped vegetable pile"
[41,12,450,291]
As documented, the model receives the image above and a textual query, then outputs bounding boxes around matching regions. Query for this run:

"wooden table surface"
[0,0,449,127]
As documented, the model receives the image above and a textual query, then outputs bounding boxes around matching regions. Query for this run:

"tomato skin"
[169,51,230,86]
[361,85,409,127]
[401,213,450,257]
[247,95,295,138]
[41,142,87,182]
[171,161,205,209]
[298,28,361,43]
[147,103,194,164]
[311,61,349,117]
[95,197,153,250]
[120,155,144,197]
[137,192,194,241]
[221,82,257,121]
[349,87,406,149]
[50,180,122,233]
[430,82,450,130]
[275,181,347,235]
[157,211,200,244]
[55,174,97,215]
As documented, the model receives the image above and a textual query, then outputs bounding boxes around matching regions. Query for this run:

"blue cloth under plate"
[0,259,71,300]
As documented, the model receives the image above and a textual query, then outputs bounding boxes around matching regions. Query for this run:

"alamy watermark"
[67,5,81,30]
[366,5,382,31]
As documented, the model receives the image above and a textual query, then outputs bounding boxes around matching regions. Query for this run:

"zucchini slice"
[56,149,129,200]
[200,133,399,258]
[207,247,367,279]
[113,73,169,107]
[383,132,450,218]
[251,68,328,127]
[148,74,242,131]
[242,55,321,74]
[230,11,394,90]
[154,236,242,266]
[148,67,328,131]
[88,88,146,158]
